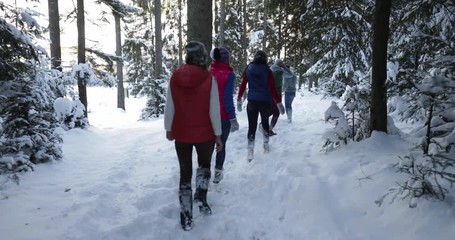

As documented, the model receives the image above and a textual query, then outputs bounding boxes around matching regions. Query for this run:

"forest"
[0,0,454,206]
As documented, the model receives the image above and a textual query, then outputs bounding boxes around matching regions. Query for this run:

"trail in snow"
[73,92,344,239]
[3,89,452,240]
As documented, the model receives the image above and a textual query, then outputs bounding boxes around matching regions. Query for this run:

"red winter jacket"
[209,61,235,120]
[170,64,214,143]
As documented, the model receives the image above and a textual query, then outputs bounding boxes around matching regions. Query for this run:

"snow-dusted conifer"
[123,2,167,118]
[300,0,373,97]
[340,85,371,142]
[0,3,63,174]
[322,101,348,151]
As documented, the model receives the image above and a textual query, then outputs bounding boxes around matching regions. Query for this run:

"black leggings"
[175,140,214,188]
[247,100,272,141]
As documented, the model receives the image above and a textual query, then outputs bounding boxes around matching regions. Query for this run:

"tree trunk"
[155,0,162,77]
[308,53,315,90]
[241,0,248,71]
[370,0,391,133]
[77,0,88,118]
[277,2,282,58]
[48,0,62,71]
[187,0,212,54]
[262,0,267,50]
[114,13,125,110]
[219,0,226,46]
[423,101,434,154]
[178,0,183,65]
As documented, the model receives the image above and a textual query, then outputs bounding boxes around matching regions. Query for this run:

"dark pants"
[175,140,214,188]
[269,101,280,128]
[247,100,272,141]
[215,119,231,170]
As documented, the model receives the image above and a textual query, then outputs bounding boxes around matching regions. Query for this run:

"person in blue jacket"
[237,50,284,161]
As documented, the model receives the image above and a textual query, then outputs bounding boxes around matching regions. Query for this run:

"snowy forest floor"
[1,87,454,240]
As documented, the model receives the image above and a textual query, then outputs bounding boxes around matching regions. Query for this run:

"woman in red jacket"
[209,47,239,184]
[164,41,223,231]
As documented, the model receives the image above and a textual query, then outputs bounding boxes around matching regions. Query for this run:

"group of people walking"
[164,41,297,230]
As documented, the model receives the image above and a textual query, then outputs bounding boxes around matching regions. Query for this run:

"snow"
[1,87,455,240]
[54,98,73,117]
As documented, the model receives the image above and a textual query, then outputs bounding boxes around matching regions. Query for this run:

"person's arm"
[237,69,248,101]
[210,77,223,152]
[267,70,281,103]
[164,80,175,140]
[224,72,236,119]
[209,77,222,136]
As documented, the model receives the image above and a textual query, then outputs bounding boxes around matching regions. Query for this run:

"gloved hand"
[237,99,243,112]
[277,102,285,115]
[166,131,174,141]
[214,135,223,152]
[230,118,239,132]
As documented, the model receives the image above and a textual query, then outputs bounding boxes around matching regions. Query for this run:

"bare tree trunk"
[242,0,248,70]
[187,0,212,54]
[307,53,315,90]
[178,0,183,65]
[77,0,88,118]
[114,13,125,110]
[262,0,267,50]
[423,101,434,154]
[370,0,391,133]
[48,0,62,71]
[277,2,282,58]
[155,0,163,77]
[219,0,226,46]
[147,2,154,56]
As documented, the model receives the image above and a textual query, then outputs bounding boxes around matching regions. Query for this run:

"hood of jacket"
[270,63,283,73]
[172,64,211,88]
[283,69,294,78]
[210,61,233,72]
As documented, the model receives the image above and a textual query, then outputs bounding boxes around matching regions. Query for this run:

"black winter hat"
[253,50,267,64]
[185,41,208,67]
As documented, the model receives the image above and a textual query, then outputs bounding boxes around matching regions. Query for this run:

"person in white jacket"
[282,65,298,123]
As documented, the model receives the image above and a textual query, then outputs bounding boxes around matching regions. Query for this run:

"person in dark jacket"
[164,41,223,231]
[209,47,239,184]
[237,50,284,162]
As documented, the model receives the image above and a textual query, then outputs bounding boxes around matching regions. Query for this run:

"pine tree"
[0,3,63,174]
[97,0,141,110]
[378,0,455,207]
[123,0,167,119]
[300,0,374,97]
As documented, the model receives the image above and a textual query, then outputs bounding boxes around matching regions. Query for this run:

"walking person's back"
[282,65,298,122]
[164,41,223,231]
[268,59,285,134]
[237,50,284,162]
[209,47,239,184]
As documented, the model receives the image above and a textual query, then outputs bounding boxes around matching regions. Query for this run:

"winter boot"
[270,130,278,136]
[287,109,292,123]
[179,184,193,231]
[261,127,270,153]
[194,168,212,215]
[263,135,270,153]
[213,168,223,184]
[248,138,255,162]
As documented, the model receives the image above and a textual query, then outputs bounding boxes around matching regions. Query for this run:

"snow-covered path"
[1,88,454,240]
